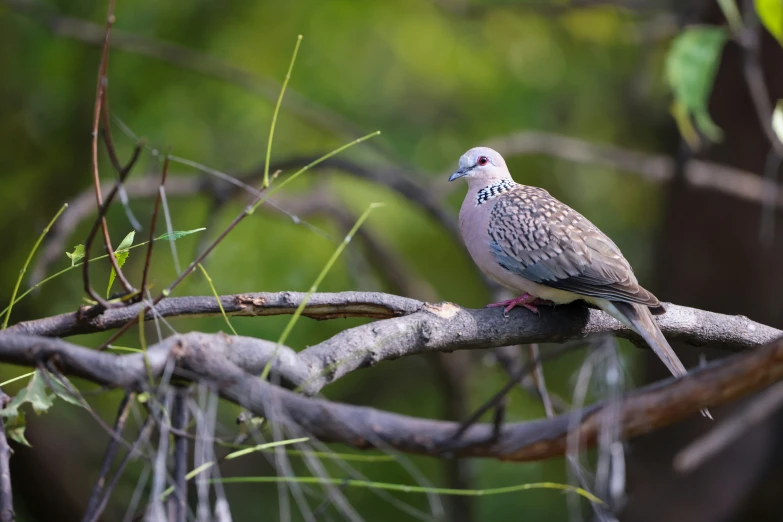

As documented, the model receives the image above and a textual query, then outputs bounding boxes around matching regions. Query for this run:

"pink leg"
[486,293,541,317]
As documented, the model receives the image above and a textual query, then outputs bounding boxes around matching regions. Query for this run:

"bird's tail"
[599,300,712,419]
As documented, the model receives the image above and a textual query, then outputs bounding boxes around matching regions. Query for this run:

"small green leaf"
[107,250,130,298]
[24,370,54,414]
[772,100,783,143]
[116,231,136,252]
[65,244,85,266]
[1,371,55,419]
[4,412,30,447]
[665,26,728,143]
[756,0,783,45]
[47,375,83,407]
[0,370,57,447]
[156,228,207,241]
[107,232,134,297]
[670,100,701,150]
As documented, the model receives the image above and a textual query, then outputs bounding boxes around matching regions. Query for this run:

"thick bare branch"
[5,291,424,338]
[6,293,778,363]
[0,331,782,462]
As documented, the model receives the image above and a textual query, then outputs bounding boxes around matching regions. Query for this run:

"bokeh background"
[1,0,782,521]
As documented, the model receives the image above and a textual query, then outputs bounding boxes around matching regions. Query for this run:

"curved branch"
[5,291,424,338]
[7,292,778,354]
[0,332,782,462]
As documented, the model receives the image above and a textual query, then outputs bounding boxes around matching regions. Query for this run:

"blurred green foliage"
[0,0,683,520]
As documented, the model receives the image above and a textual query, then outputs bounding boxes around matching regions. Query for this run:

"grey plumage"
[487,184,663,313]
[450,146,708,418]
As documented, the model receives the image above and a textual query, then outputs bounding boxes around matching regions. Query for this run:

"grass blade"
[197,263,237,335]
[251,131,381,214]
[263,35,303,188]
[159,437,309,500]
[2,203,68,329]
[212,476,604,504]
[260,202,384,381]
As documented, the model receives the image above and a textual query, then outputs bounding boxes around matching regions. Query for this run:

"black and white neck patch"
[476,179,517,205]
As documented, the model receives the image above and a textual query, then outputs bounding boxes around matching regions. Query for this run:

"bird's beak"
[448,167,470,182]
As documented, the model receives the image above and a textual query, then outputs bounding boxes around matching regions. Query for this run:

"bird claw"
[488,293,540,317]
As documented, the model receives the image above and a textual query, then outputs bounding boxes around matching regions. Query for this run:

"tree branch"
[5,291,424,338]
[0,331,782,462]
[6,293,778,366]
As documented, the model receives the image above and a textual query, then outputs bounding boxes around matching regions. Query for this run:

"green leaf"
[0,370,85,446]
[65,244,85,266]
[4,411,30,447]
[107,250,130,298]
[0,370,54,418]
[47,375,83,407]
[156,228,207,241]
[0,371,54,446]
[665,26,728,143]
[24,370,54,414]
[116,231,136,252]
[756,0,783,45]
[107,231,135,297]
[772,100,783,143]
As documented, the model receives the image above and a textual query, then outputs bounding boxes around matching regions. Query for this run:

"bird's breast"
[458,190,581,304]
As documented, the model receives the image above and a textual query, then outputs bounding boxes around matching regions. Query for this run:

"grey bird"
[450,147,706,414]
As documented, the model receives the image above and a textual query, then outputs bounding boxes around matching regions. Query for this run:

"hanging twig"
[82,392,135,522]
[88,0,135,296]
[139,153,171,296]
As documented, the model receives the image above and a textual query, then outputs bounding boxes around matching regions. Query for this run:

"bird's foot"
[486,293,540,317]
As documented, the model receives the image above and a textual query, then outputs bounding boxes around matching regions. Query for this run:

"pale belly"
[479,255,582,305]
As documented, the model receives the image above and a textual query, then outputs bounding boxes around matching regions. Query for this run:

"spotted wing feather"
[488,185,661,308]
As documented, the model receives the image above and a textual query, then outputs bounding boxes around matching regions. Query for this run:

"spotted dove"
[450,147,704,412]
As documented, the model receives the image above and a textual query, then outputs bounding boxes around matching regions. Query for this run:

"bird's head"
[448,147,511,186]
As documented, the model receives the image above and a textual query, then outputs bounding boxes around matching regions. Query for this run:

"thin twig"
[147,390,173,521]
[527,344,555,418]
[139,153,171,296]
[96,132,379,350]
[89,0,134,296]
[96,185,270,349]
[88,416,155,522]
[82,392,135,522]
[448,343,581,442]
[100,89,143,177]
[493,346,569,414]
[81,157,139,309]
[168,387,189,522]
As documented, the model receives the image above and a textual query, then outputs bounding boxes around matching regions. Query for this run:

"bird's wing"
[487,185,660,307]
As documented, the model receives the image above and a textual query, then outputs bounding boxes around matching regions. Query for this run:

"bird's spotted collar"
[476,179,517,205]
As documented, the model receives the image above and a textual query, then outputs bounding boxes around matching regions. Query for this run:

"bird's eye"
[477,156,489,166]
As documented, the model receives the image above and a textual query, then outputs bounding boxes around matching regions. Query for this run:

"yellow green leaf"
[756,0,783,45]
[665,26,728,143]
